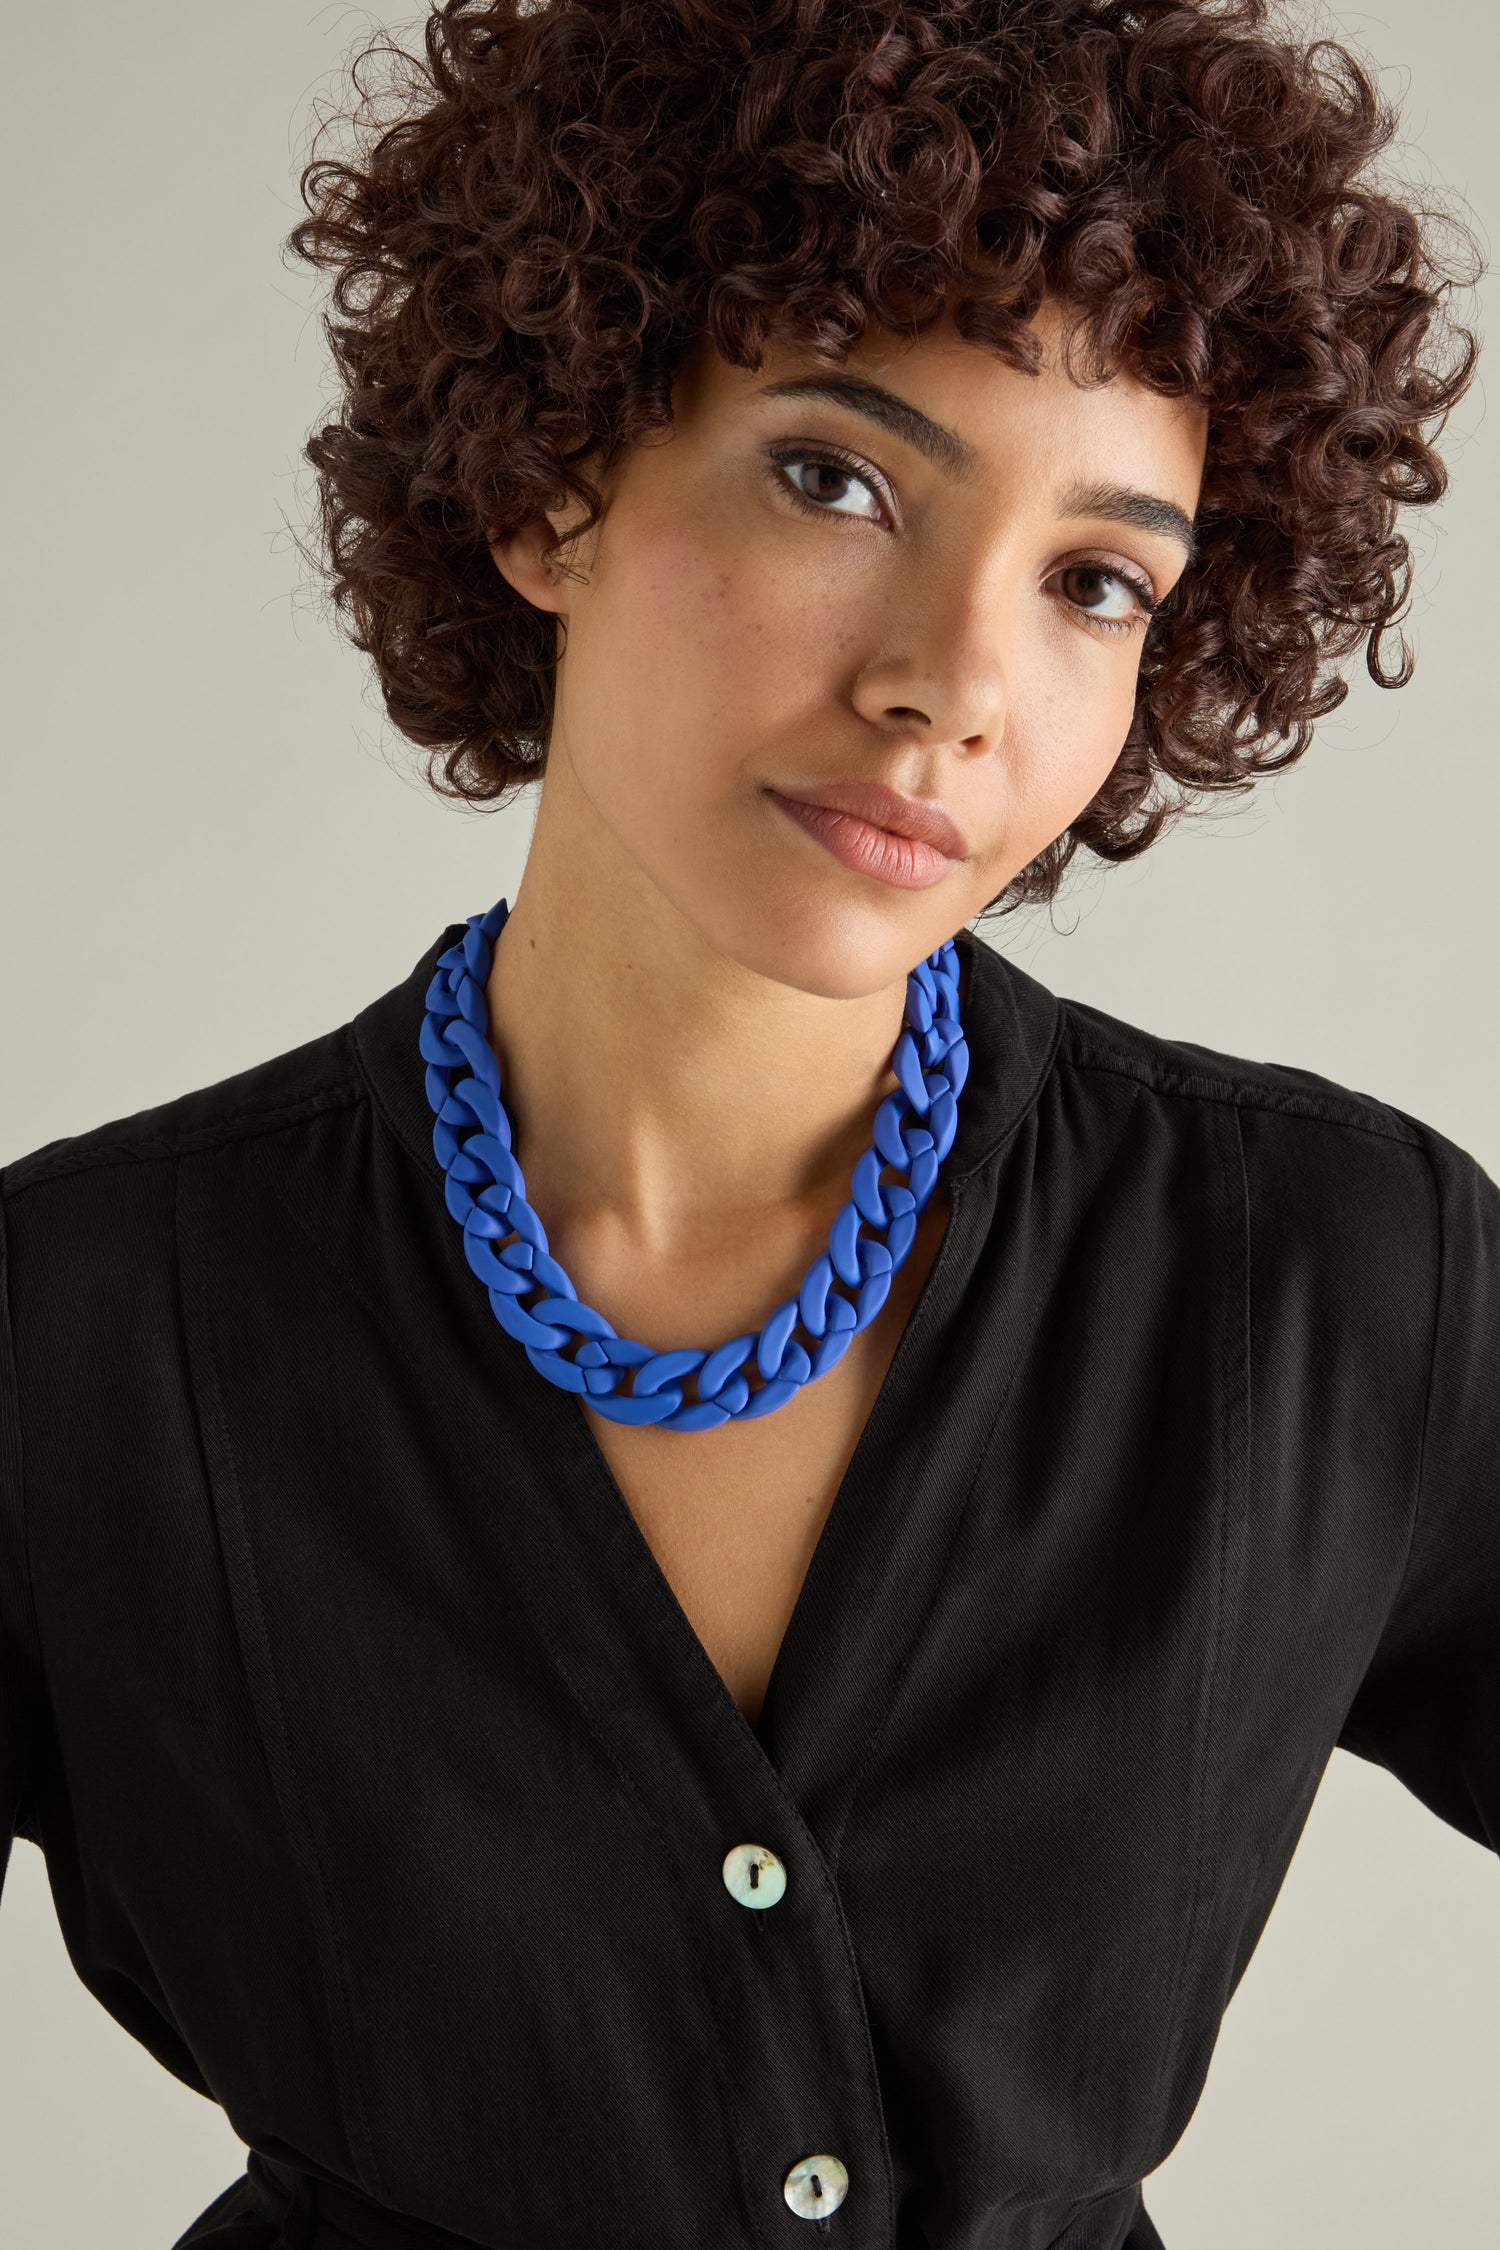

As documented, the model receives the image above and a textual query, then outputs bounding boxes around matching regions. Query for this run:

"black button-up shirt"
[1,920,1495,2250]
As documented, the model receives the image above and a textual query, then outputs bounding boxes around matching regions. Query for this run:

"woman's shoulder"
[973,932,1429,1153]
[0,1011,375,1402]
[0,1012,379,1589]
[1,918,458,1247]
[0,920,460,1395]
[1046,979,1426,1151]
[1,1017,365,1217]
[982,941,1489,1252]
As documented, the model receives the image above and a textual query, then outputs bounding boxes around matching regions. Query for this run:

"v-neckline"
[561,1158,972,1772]
[348,913,1065,1841]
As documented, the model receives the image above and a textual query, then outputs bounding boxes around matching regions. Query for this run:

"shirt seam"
[1144,1099,1250,2160]
[1388,1127,1448,1613]
[174,1150,392,2209]
[828,1088,1145,1867]
[1057,1033,1422,1146]
[1,1074,366,1202]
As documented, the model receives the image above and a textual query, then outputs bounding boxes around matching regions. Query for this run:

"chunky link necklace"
[420,894,970,1431]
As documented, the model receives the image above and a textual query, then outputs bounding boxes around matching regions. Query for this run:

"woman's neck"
[484,849,914,1269]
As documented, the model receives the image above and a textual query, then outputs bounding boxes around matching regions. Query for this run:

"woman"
[0,0,1488,2245]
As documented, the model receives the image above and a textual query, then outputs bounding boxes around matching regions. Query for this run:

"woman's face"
[490,297,1208,996]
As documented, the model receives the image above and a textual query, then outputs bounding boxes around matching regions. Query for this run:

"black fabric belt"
[176,2152,1160,2250]
[174,2151,492,2250]
[230,2152,492,2249]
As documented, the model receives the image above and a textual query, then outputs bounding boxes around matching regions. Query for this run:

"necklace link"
[422,896,969,1432]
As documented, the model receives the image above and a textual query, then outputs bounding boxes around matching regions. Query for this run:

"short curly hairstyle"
[287,0,1480,913]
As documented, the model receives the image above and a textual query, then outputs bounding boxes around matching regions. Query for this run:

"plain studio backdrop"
[1,2,1495,2242]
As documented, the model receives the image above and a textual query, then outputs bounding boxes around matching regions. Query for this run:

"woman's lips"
[767,789,955,891]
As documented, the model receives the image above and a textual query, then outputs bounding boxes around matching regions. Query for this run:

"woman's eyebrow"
[754,377,1198,560]
[1058,480,1198,561]
[755,373,979,481]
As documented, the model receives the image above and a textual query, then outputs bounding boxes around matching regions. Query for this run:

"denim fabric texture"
[0,920,1490,2250]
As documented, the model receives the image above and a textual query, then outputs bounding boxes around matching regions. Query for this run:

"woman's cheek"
[1004,662,1132,839]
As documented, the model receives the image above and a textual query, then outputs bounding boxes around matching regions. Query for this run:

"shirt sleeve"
[1336,1123,1500,1853]
[0,1183,41,1902]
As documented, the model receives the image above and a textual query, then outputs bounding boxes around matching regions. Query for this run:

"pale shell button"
[783,2152,850,2219]
[721,1842,787,1909]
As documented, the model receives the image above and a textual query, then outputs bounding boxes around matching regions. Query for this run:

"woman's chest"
[578,1184,954,1726]
[27,1120,1436,2239]
[580,1369,872,1729]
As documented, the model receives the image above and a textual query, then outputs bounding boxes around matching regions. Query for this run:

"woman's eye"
[1050,561,1155,631]
[774,451,886,523]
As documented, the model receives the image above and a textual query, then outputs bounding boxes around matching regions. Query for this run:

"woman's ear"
[486,513,571,615]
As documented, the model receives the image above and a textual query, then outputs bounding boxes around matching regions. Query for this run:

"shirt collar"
[350,915,1062,1192]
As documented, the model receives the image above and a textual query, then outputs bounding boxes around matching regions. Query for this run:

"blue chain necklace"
[420,894,970,1431]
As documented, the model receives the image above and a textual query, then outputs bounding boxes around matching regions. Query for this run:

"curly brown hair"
[287,0,1481,913]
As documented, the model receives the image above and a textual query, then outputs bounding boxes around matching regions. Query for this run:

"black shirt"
[1,919,1495,2250]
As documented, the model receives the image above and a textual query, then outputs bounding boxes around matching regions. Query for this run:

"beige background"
[1,2,1495,2241]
